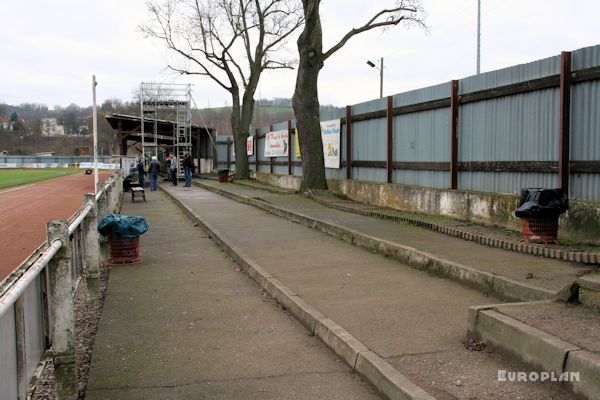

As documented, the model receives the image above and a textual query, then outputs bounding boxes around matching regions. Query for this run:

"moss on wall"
[261,174,600,244]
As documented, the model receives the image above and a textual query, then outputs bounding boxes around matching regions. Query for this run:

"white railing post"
[114,173,122,213]
[97,184,107,221]
[82,193,100,278]
[116,169,123,211]
[111,178,119,214]
[15,297,27,400]
[46,220,77,400]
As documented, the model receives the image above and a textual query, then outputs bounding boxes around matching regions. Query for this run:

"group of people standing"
[134,149,194,191]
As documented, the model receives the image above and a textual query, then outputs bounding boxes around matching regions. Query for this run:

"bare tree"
[292,0,425,191]
[141,0,304,179]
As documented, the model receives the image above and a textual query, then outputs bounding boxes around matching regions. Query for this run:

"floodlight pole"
[92,75,98,194]
[477,0,481,74]
[379,57,384,99]
[367,58,384,98]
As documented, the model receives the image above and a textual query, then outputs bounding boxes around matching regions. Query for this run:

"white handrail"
[68,203,93,236]
[1,179,111,317]
[0,239,63,318]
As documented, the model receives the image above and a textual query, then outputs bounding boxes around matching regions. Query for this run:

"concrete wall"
[254,172,600,244]
[254,171,302,191]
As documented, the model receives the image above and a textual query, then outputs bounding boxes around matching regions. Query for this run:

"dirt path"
[0,172,111,282]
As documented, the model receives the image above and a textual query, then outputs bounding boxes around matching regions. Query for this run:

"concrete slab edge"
[476,309,579,373]
[565,350,600,400]
[466,300,554,338]
[164,187,436,400]
[469,305,600,400]
[306,192,600,265]
[356,351,436,400]
[194,181,556,303]
[576,274,600,309]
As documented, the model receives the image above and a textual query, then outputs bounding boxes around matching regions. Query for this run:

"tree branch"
[323,5,422,60]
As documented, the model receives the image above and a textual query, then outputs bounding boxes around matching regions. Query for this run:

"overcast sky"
[1,0,599,111]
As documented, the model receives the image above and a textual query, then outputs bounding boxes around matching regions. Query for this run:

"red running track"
[0,172,112,282]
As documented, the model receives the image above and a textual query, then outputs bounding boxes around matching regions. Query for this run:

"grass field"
[0,168,81,190]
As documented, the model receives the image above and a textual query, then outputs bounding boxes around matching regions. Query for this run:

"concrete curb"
[476,309,579,373]
[234,179,297,195]
[565,350,600,400]
[577,274,600,308]
[356,351,435,400]
[469,304,600,400]
[163,187,436,400]
[193,180,556,302]
[306,192,600,265]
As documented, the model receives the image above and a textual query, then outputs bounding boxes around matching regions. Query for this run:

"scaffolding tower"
[140,82,192,177]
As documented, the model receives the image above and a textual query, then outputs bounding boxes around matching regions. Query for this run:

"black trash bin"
[218,169,229,183]
[515,188,568,244]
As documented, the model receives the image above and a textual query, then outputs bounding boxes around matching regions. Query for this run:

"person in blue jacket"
[148,156,160,191]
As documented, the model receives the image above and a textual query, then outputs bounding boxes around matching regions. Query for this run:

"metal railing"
[0,172,123,400]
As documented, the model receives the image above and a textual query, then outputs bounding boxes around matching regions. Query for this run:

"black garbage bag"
[515,188,568,218]
[98,214,149,238]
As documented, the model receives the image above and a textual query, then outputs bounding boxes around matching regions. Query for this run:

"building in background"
[41,118,65,136]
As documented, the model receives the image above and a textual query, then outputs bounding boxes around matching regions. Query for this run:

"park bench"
[130,186,146,203]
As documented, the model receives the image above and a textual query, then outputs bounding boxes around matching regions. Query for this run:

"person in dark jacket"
[149,156,160,191]
[182,150,193,187]
[136,157,145,187]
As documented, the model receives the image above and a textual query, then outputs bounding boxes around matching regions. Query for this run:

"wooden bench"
[130,186,146,203]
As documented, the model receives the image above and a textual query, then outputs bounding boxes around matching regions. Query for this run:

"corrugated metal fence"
[216,44,600,201]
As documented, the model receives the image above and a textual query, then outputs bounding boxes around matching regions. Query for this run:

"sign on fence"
[295,128,301,158]
[264,130,289,157]
[79,162,120,170]
[247,136,254,156]
[321,119,340,169]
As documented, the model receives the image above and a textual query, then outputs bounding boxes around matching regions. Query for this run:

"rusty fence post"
[386,96,394,183]
[346,106,353,180]
[269,124,274,174]
[288,120,293,175]
[450,79,459,190]
[559,51,572,194]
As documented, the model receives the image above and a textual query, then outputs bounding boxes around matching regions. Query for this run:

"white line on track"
[0,184,34,195]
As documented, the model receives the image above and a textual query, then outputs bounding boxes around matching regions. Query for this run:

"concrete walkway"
[193,179,595,297]
[154,182,575,399]
[86,189,381,400]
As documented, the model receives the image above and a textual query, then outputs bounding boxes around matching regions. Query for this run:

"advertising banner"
[79,162,119,170]
[264,130,289,157]
[294,128,301,158]
[320,119,341,169]
[247,135,254,156]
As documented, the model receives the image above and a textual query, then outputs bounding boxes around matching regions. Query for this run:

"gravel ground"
[31,262,110,400]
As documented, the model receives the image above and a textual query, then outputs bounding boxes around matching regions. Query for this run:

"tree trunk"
[237,78,259,180]
[292,0,327,191]
[230,90,250,179]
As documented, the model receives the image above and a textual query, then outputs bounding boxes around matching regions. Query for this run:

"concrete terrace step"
[164,183,578,399]
[209,178,600,263]
[468,300,600,400]
[305,190,600,265]
[577,273,600,308]
[191,178,595,302]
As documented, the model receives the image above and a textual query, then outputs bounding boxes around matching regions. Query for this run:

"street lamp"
[366,58,384,99]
